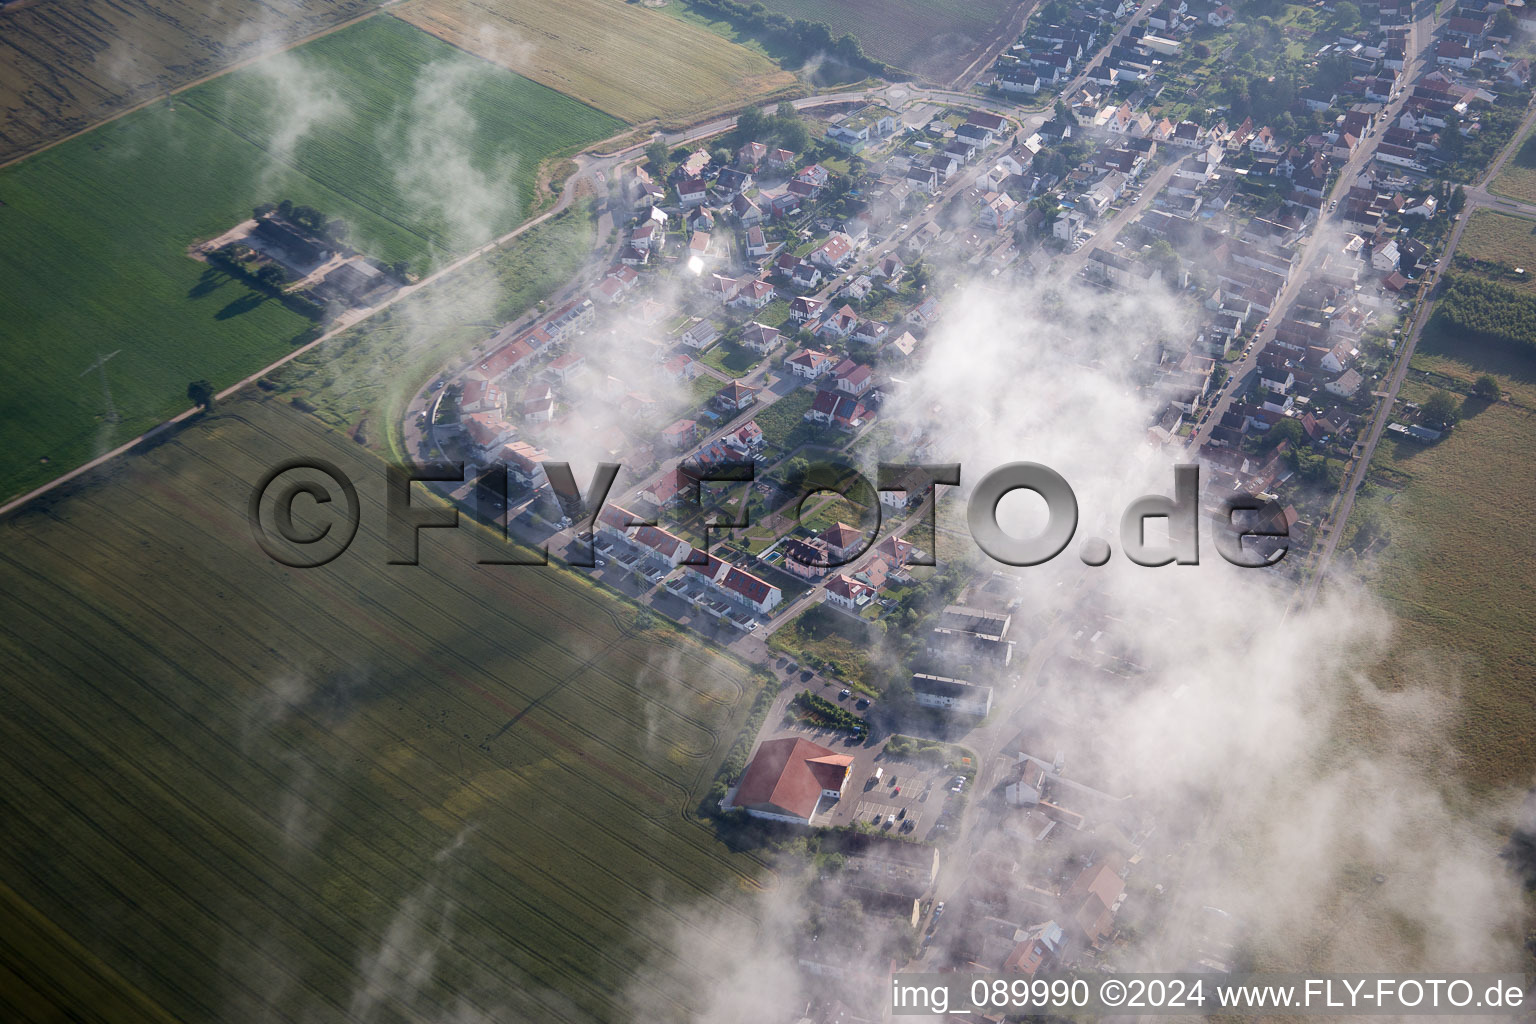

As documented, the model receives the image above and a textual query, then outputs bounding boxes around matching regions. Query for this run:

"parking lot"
[818,754,966,840]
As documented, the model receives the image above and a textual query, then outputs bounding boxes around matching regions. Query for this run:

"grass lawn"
[394,0,797,126]
[1489,129,1536,205]
[1341,333,1536,790]
[752,388,819,449]
[767,603,880,690]
[0,396,767,1023]
[700,342,764,378]
[0,16,620,505]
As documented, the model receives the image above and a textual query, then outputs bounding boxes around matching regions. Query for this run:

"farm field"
[393,0,799,126]
[0,0,383,164]
[729,0,1021,80]
[182,17,621,258]
[0,396,768,1023]
[0,16,619,504]
[1451,209,1536,293]
[1343,339,1536,789]
[1488,130,1536,205]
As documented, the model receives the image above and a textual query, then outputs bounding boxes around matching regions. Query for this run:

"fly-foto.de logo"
[249,459,1291,570]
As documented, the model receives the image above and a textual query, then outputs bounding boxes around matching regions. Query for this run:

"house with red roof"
[786,347,836,378]
[501,441,549,489]
[733,737,853,823]
[816,304,860,340]
[832,358,873,395]
[640,465,694,506]
[678,177,709,207]
[661,418,698,449]
[461,412,516,455]
[819,521,866,561]
[824,573,876,611]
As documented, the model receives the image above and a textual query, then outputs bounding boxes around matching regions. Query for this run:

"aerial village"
[397,0,1532,1012]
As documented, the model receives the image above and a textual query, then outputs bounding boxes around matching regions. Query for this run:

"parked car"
[839,688,851,700]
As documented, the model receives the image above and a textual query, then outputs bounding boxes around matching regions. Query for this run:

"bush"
[788,690,867,736]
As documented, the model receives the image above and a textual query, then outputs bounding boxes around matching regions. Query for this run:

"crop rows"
[0,399,769,1022]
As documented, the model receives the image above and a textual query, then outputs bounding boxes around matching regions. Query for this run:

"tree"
[255,264,287,291]
[1473,374,1501,401]
[1053,99,1076,124]
[1448,185,1468,215]
[645,138,670,176]
[778,116,810,154]
[253,201,276,219]
[323,218,348,243]
[1269,416,1308,449]
[711,146,732,168]
[1145,239,1180,283]
[187,380,216,414]
[737,104,765,142]
[1333,1,1360,32]
[1422,389,1462,428]
[775,100,798,122]
[1494,8,1517,37]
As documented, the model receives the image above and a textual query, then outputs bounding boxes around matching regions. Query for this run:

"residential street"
[1186,0,1441,451]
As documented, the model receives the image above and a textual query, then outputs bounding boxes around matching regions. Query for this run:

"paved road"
[1059,158,1183,274]
[1298,97,1536,607]
[1185,0,1441,452]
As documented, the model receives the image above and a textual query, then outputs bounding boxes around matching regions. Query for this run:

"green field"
[182,17,620,259]
[1490,132,1536,204]
[0,16,619,504]
[1452,209,1536,293]
[1342,331,1536,789]
[737,0,1019,79]
[0,396,767,1022]
[0,0,385,163]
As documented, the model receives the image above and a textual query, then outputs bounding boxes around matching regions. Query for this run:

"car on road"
[839,688,851,700]
[935,901,945,916]
[1260,319,1269,330]
[855,698,869,709]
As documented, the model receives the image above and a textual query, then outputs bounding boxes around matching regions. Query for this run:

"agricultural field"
[1343,339,1536,790]
[0,16,618,504]
[183,17,621,258]
[732,0,1020,80]
[1452,209,1536,294]
[1490,132,1536,204]
[393,0,799,126]
[0,0,383,163]
[0,396,768,1023]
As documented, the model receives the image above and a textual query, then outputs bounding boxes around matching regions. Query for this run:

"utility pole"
[81,350,122,424]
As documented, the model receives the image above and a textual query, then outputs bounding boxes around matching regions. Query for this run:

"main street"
[1186,0,1442,451]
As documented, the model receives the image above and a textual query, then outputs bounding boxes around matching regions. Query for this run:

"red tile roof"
[735,737,852,819]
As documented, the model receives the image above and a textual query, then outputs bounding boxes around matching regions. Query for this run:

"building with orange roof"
[734,737,854,823]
